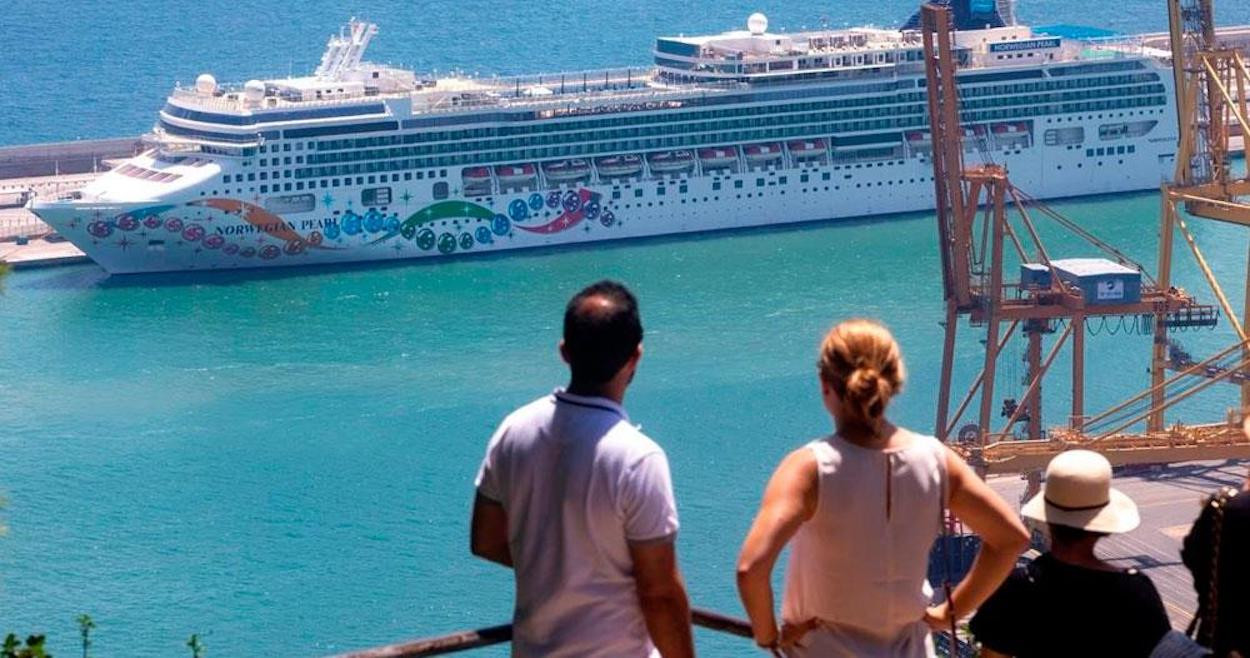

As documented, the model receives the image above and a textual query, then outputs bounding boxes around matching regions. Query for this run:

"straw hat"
[1021,450,1140,534]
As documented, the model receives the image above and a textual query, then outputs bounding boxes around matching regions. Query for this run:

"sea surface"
[3,1,1250,656]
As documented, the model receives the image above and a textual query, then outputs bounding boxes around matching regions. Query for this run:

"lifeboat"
[647,150,695,173]
[905,131,931,144]
[462,166,492,187]
[787,138,827,160]
[744,143,783,164]
[992,122,1030,147]
[595,154,643,177]
[495,163,537,184]
[542,159,592,182]
[698,147,737,169]
[992,122,1029,135]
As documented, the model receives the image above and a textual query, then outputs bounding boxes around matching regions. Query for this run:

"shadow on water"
[13,208,937,290]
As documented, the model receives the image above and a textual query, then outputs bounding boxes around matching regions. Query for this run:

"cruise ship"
[31,1,1178,273]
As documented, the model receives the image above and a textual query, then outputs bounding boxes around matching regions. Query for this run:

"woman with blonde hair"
[737,319,1029,656]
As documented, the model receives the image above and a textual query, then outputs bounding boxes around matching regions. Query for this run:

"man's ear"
[559,339,570,365]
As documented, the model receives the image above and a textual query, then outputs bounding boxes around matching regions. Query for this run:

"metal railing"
[326,607,755,658]
[0,215,52,240]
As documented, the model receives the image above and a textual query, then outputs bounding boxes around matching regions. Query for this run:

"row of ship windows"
[217,168,943,206]
[958,73,1158,98]
[1088,145,1136,156]
[179,73,1158,156]
[285,73,1155,151]
[225,169,448,187]
[291,96,1165,178]
[302,83,1162,166]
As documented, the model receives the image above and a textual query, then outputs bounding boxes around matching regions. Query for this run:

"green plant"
[74,616,94,658]
[186,634,203,658]
[2,634,51,658]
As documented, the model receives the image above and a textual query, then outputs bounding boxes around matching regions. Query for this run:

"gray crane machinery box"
[1049,258,1141,305]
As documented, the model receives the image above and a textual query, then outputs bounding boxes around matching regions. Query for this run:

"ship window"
[756,178,764,187]
[265,193,314,213]
[634,189,643,198]
[368,176,377,184]
[432,182,449,200]
[362,187,391,205]
[356,177,364,185]
[332,179,340,187]
[404,172,413,181]
[712,182,721,191]
[283,144,291,152]
[247,173,255,182]
[734,180,743,188]
[657,187,665,196]
[613,191,621,199]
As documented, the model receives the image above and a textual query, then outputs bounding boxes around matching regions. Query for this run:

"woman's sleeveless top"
[781,431,948,657]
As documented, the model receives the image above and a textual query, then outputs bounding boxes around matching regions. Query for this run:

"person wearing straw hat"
[969,449,1171,657]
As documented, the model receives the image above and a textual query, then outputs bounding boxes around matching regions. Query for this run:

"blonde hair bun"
[819,319,905,428]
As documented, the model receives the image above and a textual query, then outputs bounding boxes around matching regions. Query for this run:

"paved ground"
[989,459,1248,630]
[0,237,87,268]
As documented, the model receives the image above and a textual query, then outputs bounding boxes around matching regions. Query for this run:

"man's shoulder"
[498,394,558,431]
[599,421,664,462]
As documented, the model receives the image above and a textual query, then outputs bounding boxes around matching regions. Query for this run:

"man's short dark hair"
[563,280,643,385]
[1047,523,1108,545]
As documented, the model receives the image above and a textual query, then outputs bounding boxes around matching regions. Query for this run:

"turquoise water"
[4,1,1250,656]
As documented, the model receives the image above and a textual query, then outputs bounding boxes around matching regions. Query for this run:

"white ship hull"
[32,114,1176,274]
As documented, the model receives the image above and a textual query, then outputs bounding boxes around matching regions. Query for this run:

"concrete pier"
[0,171,100,267]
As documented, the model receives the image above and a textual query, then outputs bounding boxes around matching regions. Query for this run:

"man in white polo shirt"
[470,280,694,658]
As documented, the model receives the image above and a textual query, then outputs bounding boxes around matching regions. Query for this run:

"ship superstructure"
[31,4,1179,273]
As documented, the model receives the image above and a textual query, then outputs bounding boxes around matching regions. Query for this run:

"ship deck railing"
[169,67,758,118]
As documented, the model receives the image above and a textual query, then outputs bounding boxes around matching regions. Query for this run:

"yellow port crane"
[920,1,1250,475]
[1153,0,1250,426]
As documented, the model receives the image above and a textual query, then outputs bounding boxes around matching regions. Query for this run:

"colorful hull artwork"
[51,188,612,273]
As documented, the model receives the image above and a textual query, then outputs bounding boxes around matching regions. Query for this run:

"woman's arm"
[736,448,819,649]
[925,448,1029,629]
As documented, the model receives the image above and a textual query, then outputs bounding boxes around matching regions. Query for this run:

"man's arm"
[629,537,694,658]
[469,492,512,567]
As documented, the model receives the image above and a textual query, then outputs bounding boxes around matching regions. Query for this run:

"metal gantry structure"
[921,2,1250,475]
[1154,0,1250,424]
